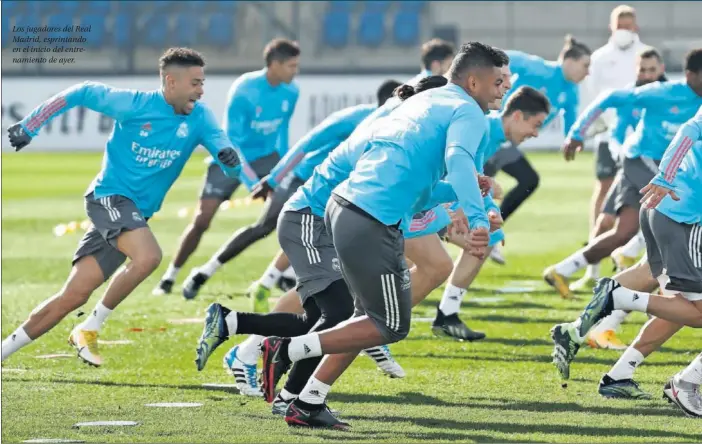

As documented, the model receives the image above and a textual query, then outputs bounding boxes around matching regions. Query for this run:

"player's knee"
[523,171,540,194]
[133,248,162,274]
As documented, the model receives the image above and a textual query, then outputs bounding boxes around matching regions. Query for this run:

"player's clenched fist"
[217,147,240,168]
[7,123,32,152]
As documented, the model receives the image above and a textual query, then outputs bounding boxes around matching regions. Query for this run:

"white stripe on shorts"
[381,274,399,331]
[100,197,120,222]
[301,214,321,264]
[689,224,702,268]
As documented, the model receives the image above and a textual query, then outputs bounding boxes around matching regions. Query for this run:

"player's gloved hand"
[562,138,583,162]
[7,123,32,152]
[639,182,679,209]
[217,147,240,168]
[488,210,503,232]
[250,175,274,201]
[477,175,492,197]
[467,226,490,259]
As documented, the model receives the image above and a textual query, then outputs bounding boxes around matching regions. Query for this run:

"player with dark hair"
[154,39,300,298]
[430,86,551,340]
[551,104,701,412]
[211,80,406,396]
[406,38,456,84]
[255,42,507,429]
[1,48,241,366]
[484,35,592,264]
[194,76,452,411]
[545,48,702,300]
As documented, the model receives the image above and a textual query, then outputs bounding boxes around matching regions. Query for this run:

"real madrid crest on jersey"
[282,100,289,113]
[177,122,188,138]
[558,92,567,105]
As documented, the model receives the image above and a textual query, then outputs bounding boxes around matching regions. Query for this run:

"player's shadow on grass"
[470,314,564,324]
[341,413,699,440]
[391,352,694,367]
[333,391,684,419]
[401,336,554,348]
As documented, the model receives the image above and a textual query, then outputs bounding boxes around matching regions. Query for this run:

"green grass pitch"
[1,151,700,443]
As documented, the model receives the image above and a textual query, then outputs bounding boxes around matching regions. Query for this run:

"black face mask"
[635,74,668,87]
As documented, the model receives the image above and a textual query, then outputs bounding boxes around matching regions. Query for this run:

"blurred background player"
[483,36,591,264]
[576,47,667,350]
[579,5,648,286]
[544,49,702,300]
[153,39,300,297]
[242,81,402,313]
[407,38,455,84]
[1,48,241,366]
[552,105,701,409]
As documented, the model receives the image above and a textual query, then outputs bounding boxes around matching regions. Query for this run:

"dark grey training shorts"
[199,152,281,200]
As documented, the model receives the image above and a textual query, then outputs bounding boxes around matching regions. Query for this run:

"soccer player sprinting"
[152,39,300,298]
[576,47,667,350]
[214,80,405,396]
[194,77,451,415]
[483,36,592,264]
[544,49,702,300]
[581,5,649,282]
[259,42,507,429]
[430,87,551,340]
[551,105,702,415]
[1,48,241,367]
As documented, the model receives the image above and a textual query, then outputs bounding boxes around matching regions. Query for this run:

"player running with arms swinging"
[1,48,241,367]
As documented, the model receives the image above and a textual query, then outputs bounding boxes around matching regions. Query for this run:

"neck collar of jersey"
[446,82,482,109]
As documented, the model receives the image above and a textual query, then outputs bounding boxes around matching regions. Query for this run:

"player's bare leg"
[404,234,454,304]
[545,206,639,299]
[1,256,105,362]
[155,198,221,294]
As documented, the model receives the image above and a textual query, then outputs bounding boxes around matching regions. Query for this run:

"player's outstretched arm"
[225,93,259,190]
[8,81,139,151]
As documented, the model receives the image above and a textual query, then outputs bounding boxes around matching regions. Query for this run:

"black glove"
[250,175,274,201]
[8,123,32,152]
[217,147,240,168]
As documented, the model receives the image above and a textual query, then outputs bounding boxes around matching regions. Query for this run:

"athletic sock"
[259,263,283,289]
[612,286,649,312]
[78,302,113,332]
[163,263,180,282]
[1,327,32,361]
[584,263,600,280]
[237,335,263,365]
[297,377,330,406]
[591,310,628,335]
[554,251,588,277]
[679,353,702,386]
[200,257,222,277]
[438,284,466,316]
[224,311,238,337]
[282,266,296,280]
[279,388,298,401]
[288,333,322,362]
[620,231,646,258]
[607,347,644,381]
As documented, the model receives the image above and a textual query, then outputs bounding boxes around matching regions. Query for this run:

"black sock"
[294,398,324,411]
[237,312,316,337]
[279,337,292,365]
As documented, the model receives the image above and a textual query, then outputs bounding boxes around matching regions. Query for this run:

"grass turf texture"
[2,151,700,443]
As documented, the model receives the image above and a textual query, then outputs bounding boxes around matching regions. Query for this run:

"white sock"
[225,311,238,336]
[297,377,331,405]
[279,388,298,400]
[584,263,600,280]
[620,231,646,258]
[612,286,649,312]
[607,347,645,380]
[591,310,629,334]
[282,266,296,280]
[554,251,588,277]
[288,333,322,362]
[163,263,180,282]
[237,335,263,365]
[438,283,467,316]
[200,257,222,277]
[259,263,283,289]
[78,302,113,332]
[679,353,702,385]
[1,327,32,361]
